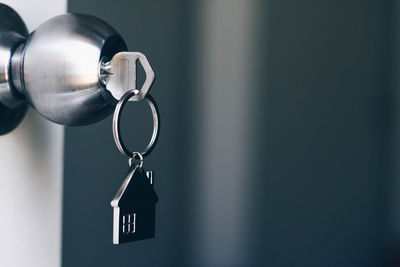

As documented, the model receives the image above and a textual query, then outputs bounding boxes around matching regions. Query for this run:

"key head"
[100,52,155,102]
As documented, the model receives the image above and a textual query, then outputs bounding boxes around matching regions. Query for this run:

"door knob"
[0,4,155,134]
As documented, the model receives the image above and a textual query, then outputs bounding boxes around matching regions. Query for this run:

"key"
[100,52,155,101]
[111,163,158,244]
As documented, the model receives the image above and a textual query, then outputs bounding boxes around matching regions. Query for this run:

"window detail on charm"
[122,213,136,234]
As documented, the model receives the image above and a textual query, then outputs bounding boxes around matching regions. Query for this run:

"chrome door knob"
[0,3,155,134]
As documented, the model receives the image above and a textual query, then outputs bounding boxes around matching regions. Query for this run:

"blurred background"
[63,0,400,266]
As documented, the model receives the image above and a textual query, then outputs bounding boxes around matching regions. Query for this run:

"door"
[63,1,397,267]
[0,1,398,267]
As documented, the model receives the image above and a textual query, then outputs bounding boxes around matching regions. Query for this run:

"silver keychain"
[110,89,160,244]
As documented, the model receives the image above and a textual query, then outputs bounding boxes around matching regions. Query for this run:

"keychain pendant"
[110,89,160,244]
[111,164,158,244]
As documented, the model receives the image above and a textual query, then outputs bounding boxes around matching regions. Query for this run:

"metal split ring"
[128,152,144,168]
[112,89,160,159]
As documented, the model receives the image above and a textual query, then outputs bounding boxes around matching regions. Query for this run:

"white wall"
[0,1,66,267]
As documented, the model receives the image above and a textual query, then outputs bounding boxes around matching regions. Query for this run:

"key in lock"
[100,52,155,102]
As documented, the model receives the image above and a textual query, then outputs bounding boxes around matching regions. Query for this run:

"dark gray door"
[63,1,397,266]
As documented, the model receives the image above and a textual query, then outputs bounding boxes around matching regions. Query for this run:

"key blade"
[100,52,155,101]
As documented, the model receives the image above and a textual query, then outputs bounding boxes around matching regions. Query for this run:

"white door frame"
[0,1,66,267]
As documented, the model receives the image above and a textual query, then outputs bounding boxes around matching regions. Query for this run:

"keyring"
[112,89,160,159]
[128,152,144,168]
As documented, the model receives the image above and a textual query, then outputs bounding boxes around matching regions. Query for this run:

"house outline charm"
[111,164,158,244]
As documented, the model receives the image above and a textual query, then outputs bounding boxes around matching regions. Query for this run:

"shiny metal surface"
[20,14,127,125]
[111,164,157,244]
[100,52,155,101]
[128,152,144,168]
[113,90,160,158]
[10,44,24,96]
[0,5,157,132]
[0,4,28,134]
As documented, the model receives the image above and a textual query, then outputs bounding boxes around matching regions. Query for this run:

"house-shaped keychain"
[111,165,158,244]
